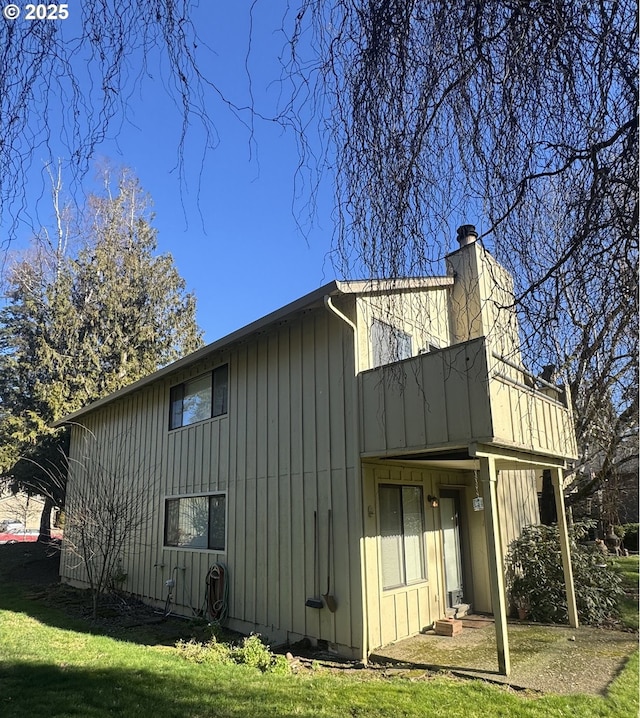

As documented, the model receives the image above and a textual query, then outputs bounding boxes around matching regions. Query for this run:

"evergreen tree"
[0,170,203,534]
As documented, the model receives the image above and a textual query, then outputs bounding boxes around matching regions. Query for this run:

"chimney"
[456,224,478,247]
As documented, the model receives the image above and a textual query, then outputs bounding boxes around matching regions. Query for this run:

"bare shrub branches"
[62,425,157,618]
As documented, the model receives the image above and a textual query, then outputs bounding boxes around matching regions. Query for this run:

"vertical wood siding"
[363,463,450,649]
[61,307,364,655]
[360,337,576,461]
[360,339,493,456]
[361,461,541,650]
[462,467,540,613]
[355,288,451,372]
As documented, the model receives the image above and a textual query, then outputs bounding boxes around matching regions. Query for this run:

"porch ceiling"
[378,442,569,473]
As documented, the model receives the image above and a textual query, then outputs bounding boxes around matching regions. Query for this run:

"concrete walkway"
[369,616,638,695]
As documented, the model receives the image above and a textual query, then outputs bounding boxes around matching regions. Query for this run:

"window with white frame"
[164,494,226,550]
[169,364,228,430]
[379,484,426,589]
[371,320,412,368]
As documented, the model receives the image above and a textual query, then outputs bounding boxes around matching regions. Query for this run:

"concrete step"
[453,603,472,619]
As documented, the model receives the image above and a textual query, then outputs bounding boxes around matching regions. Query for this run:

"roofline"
[336,277,453,294]
[55,280,343,426]
[54,275,453,426]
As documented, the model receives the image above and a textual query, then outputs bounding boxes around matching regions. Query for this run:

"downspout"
[323,295,368,662]
[324,295,359,369]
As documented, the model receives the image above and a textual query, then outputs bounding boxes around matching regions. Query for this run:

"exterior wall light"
[427,495,439,508]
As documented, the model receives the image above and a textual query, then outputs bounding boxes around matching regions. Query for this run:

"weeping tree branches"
[0,2,224,241]
[283,1,637,277]
[281,0,638,503]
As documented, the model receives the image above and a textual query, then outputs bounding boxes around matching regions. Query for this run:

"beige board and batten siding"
[463,467,540,613]
[488,368,578,459]
[354,285,452,372]
[224,309,362,654]
[61,354,230,611]
[360,336,576,461]
[61,378,169,606]
[361,462,540,651]
[61,305,366,657]
[362,463,445,649]
[360,338,494,457]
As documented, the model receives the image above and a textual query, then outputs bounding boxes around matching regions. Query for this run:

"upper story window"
[371,320,412,368]
[169,364,228,430]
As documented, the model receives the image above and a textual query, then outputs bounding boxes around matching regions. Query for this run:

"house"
[57,226,578,674]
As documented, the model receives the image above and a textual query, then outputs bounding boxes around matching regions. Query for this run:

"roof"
[54,276,453,426]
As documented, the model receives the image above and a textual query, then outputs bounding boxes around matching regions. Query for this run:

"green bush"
[175,636,231,665]
[621,524,639,552]
[231,634,274,671]
[505,522,623,625]
[176,632,291,674]
[231,634,291,674]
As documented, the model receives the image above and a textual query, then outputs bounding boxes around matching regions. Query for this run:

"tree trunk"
[38,496,54,542]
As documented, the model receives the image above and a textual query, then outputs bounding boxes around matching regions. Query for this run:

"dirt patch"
[0,543,216,645]
[1,541,62,585]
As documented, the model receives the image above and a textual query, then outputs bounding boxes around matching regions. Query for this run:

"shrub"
[231,634,291,674]
[176,632,291,674]
[505,522,623,625]
[231,634,273,671]
[621,524,639,552]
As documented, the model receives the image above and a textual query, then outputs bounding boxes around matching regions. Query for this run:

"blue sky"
[14,3,336,343]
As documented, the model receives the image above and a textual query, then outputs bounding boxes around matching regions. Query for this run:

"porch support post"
[550,467,579,628]
[479,455,510,676]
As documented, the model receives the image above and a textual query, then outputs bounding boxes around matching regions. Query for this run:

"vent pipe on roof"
[456,224,478,247]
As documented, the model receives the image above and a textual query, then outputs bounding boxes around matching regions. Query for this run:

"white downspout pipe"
[324,295,359,372]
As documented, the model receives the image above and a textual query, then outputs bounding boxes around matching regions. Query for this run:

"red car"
[0,528,62,544]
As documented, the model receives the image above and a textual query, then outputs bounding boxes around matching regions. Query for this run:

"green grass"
[1,590,638,718]
[612,555,639,631]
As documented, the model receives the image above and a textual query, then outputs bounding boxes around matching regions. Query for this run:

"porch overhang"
[361,442,569,472]
[468,442,568,471]
[363,451,578,677]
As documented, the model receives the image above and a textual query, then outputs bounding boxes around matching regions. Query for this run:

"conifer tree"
[0,170,203,535]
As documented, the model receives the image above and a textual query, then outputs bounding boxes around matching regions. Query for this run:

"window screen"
[371,320,412,368]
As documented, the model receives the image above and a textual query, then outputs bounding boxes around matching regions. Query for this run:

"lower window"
[379,484,426,589]
[164,494,226,551]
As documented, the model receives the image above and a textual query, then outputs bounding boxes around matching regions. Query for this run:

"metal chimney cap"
[456,224,478,247]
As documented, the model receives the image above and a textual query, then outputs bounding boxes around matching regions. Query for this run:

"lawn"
[612,555,639,631]
[0,584,638,718]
